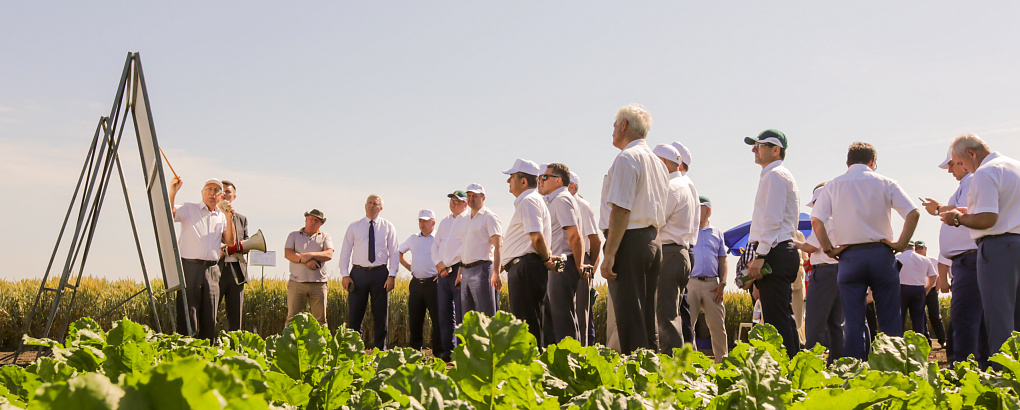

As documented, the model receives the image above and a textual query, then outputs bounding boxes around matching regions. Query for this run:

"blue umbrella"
[723,212,813,256]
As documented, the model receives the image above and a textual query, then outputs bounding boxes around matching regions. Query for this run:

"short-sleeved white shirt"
[285,229,334,282]
[967,152,1020,239]
[897,250,937,286]
[174,202,227,261]
[939,173,977,259]
[399,233,438,279]
[462,206,502,265]
[658,171,698,247]
[433,210,470,267]
[544,186,581,257]
[811,164,916,246]
[601,139,670,230]
[680,172,701,246]
[806,219,838,265]
[502,189,553,264]
[575,194,599,255]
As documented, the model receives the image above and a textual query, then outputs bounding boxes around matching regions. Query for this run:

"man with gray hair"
[569,171,601,346]
[339,194,399,350]
[600,103,670,354]
[940,134,1020,358]
[652,143,697,353]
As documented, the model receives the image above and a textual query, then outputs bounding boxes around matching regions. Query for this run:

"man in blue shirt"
[688,196,729,362]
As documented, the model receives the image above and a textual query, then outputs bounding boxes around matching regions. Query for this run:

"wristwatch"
[952,214,962,227]
[754,252,767,260]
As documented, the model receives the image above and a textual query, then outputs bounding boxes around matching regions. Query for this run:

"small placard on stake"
[249,250,276,267]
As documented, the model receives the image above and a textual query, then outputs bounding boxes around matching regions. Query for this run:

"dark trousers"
[976,234,1020,358]
[681,252,695,344]
[838,245,902,360]
[462,262,498,316]
[757,240,801,358]
[805,264,843,361]
[348,265,390,350]
[436,264,462,360]
[925,287,947,344]
[949,252,988,364]
[217,261,245,331]
[607,226,661,354]
[656,244,691,353]
[408,276,440,352]
[508,253,548,346]
[544,254,581,346]
[176,260,221,340]
[900,285,927,334]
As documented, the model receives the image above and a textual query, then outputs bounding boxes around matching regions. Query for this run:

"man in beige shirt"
[284,209,334,325]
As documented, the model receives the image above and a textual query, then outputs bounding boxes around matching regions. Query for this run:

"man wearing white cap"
[923,151,985,364]
[339,194,400,350]
[794,183,844,362]
[432,190,469,361]
[940,134,1020,359]
[460,183,503,317]
[652,143,698,352]
[399,209,440,353]
[569,171,601,345]
[671,141,701,343]
[600,104,670,354]
[169,176,237,340]
[502,158,555,345]
[538,163,588,345]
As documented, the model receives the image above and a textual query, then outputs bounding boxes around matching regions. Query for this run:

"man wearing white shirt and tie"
[539,163,589,345]
[896,242,937,335]
[652,143,698,352]
[811,142,919,360]
[432,190,469,361]
[339,194,400,350]
[600,104,670,354]
[924,151,985,364]
[502,158,555,345]
[743,129,802,358]
[940,134,1020,359]
[459,183,503,317]
[399,209,440,353]
[569,171,601,346]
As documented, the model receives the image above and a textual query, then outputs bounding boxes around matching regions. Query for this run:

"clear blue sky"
[2,2,1019,290]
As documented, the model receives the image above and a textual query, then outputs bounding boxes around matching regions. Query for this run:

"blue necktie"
[368,220,376,263]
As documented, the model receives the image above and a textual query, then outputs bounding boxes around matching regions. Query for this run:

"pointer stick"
[159,147,178,178]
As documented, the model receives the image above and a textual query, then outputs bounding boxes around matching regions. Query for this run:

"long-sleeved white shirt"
[749,160,801,255]
[433,209,470,267]
[338,216,399,277]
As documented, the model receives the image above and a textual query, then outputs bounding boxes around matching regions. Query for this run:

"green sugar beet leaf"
[564,386,653,410]
[711,342,793,408]
[308,362,355,410]
[0,366,40,404]
[264,370,312,408]
[101,318,155,381]
[449,311,538,409]
[25,357,75,384]
[748,323,789,370]
[788,344,843,391]
[119,356,253,410]
[265,312,330,382]
[65,318,106,350]
[538,337,606,401]
[868,331,930,379]
[27,373,123,410]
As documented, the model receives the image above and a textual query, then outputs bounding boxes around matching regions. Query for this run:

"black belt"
[662,243,690,250]
[412,276,436,282]
[842,242,891,252]
[183,258,217,267]
[692,276,717,281]
[353,264,388,272]
[463,260,489,269]
[504,253,539,271]
[949,249,978,261]
[977,233,1020,246]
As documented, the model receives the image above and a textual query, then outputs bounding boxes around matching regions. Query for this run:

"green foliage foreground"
[2,312,1018,409]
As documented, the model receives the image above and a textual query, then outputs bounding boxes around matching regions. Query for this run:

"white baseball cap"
[203,178,224,190]
[465,183,485,194]
[671,142,692,166]
[502,158,541,176]
[806,186,824,208]
[938,150,952,170]
[539,163,549,175]
[652,144,681,164]
[418,209,436,220]
[569,171,579,186]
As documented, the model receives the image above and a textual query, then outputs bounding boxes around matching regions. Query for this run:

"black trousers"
[217,261,245,331]
[544,254,581,346]
[656,244,691,353]
[348,265,390,350]
[607,226,661,354]
[925,287,947,344]
[805,264,843,361]
[508,253,548,346]
[436,264,462,360]
[901,285,927,334]
[757,240,801,358]
[681,252,695,344]
[408,276,440,351]
[176,260,220,340]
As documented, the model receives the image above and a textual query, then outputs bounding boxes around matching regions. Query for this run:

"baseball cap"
[447,190,467,200]
[539,163,549,175]
[671,142,692,166]
[744,129,788,149]
[806,187,823,208]
[304,209,326,223]
[569,171,579,186]
[699,196,711,208]
[915,240,926,247]
[502,158,540,176]
[203,178,224,190]
[652,144,681,164]
[938,150,952,170]
[418,209,436,220]
[465,183,485,195]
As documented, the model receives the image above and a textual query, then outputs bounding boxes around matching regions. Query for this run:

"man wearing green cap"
[744,129,802,358]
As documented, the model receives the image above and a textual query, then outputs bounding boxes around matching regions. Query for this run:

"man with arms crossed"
[399,210,440,354]
[218,180,248,331]
[432,190,469,361]
[339,195,399,350]
[600,104,669,354]
[811,142,918,359]
[539,163,589,345]
[460,184,503,317]
[284,209,333,325]
[569,171,601,346]
[689,196,729,362]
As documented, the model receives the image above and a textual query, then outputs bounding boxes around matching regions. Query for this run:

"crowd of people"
[167,104,1020,365]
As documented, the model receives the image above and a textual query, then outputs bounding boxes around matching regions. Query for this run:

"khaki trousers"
[793,266,806,345]
[686,276,728,363]
[287,280,328,326]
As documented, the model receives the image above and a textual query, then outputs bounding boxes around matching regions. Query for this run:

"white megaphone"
[227,229,267,255]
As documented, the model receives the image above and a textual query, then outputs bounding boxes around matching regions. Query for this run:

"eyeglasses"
[540,174,561,181]
[754,142,774,149]
[203,187,223,194]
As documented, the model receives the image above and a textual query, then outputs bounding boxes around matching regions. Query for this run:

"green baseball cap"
[447,190,467,200]
[744,129,788,149]
[914,240,926,247]
[699,196,712,208]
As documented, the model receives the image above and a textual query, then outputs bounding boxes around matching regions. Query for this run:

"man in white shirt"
[670,141,700,344]
[569,171,601,346]
[794,183,844,361]
[811,142,919,360]
[600,104,669,354]
[913,241,947,347]
[940,134,1020,358]
[460,183,503,317]
[744,129,802,358]
[538,163,589,346]
[897,242,937,335]
[924,151,985,363]
[652,144,697,353]
[338,194,400,350]
[502,158,555,345]
[689,196,729,363]
[399,209,439,353]
[284,209,334,326]
[169,176,236,340]
[432,190,469,361]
